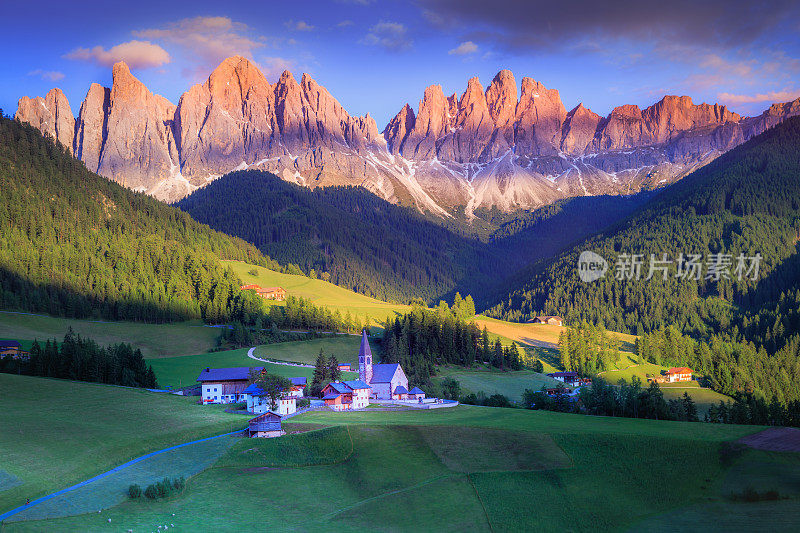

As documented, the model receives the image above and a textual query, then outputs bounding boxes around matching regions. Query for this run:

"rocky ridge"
[15,58,800,215]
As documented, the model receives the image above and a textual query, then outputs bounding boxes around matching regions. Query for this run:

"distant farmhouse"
[0,340,27,359]
[240,284,287,301]
[530,316,563,326]
[647,367,694,384]
[197,366,259,404]
[337,363,352,372]
[547,371,591,386]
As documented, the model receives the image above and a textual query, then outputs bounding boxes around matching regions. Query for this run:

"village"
[197,330,457,438]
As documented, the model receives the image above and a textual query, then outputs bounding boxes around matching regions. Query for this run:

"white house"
[358,331,409,400]
[321,380,372,410]
[242,383,298,416]
[197,367,263,404]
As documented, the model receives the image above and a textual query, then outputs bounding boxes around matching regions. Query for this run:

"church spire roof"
[359,330,372,358]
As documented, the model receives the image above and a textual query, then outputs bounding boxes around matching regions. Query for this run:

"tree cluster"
[0,328,157,388]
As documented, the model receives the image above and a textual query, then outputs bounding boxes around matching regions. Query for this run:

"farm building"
[322,380,371,410]
[547,371,581,385]
[530,316,564,326]
[240,284,287,301]
[197,366,263,404]
[338,364,351,372]
[666,367,693,383]
[248,412,283,438]
[0,340,25,358]
[358,331,410,399]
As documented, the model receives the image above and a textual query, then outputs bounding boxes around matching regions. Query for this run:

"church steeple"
[358,330,373,383]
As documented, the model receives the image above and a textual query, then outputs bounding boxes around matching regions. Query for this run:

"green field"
[147,347,359,389]
[0,311,220,358]
[6,403,790,532]
[251,335,380,367]
[434,366,560,401]
[0,373,249,515]
[223,260,411,324]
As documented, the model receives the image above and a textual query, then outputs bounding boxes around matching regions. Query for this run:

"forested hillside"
[489,116,800,402]
[0,115,276,322]
[177,170,649,307]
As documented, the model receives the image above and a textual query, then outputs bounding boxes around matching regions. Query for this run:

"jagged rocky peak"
[15,87,75,153]
[515,76,567,156]
[15,61,800,212]
[560,102,602,155]
[383,103,416,154]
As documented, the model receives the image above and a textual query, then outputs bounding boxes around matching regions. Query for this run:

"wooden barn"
[530,316,564,326]
[248,412,283,438]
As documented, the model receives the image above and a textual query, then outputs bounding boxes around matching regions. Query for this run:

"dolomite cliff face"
[16,58,800,215]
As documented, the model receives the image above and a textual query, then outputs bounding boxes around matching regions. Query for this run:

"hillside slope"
[489,116,800,401]
[0,115,275,322]
[178,170,649,306]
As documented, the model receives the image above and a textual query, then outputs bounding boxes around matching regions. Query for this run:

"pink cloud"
[65,40,170,69]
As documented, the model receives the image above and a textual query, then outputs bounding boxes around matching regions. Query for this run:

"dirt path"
[738,427,800,452]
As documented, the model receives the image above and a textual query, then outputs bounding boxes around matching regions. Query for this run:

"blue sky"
[2,0,799,127]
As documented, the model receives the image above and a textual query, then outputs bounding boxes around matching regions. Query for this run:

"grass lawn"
[251,335,381,367]
[433,366,560,401]
[147,347,360,389]
[0,373,250,515]
[223,260,411,325]
[6,406,782,532]
[0,311,220,358]
[600,361,734,415]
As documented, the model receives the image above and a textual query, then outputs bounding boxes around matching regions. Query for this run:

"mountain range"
[15,56,800,216]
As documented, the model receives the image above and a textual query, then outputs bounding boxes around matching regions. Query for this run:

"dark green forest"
[0,115,279,323]
[176,169,648,308]
[489,116,800,403]
[0,328,158,388]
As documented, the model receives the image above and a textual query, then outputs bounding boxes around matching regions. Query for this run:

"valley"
[3,8,800,530]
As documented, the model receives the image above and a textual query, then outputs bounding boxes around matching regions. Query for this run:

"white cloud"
[64,40,170,69]
[27,69,65,82]
[337,20,354,28]
[133,16,265,78]
[717,89,800,105]
[361,21,412,51]
[260,57,297,80]
[449,41,478,55]
[285,20,315,32]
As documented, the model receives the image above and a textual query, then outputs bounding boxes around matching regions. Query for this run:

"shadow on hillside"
[0,266,192,323]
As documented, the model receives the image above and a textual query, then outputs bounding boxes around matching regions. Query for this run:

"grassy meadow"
[5,404,790,531]
[434,365,560,402]
[251,334,381,367]
[0,373,249,515]
[0,311,220,358]
[223,260,411,324]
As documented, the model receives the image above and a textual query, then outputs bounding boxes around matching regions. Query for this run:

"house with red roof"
[665,367,693,383]
[322,379,372,410]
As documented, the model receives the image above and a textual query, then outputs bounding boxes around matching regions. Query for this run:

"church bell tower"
[358,330,373,383]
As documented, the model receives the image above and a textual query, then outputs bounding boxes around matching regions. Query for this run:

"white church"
[358,331,420,400]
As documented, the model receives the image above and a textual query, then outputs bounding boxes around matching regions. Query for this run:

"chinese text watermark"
[578,252,761,283]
